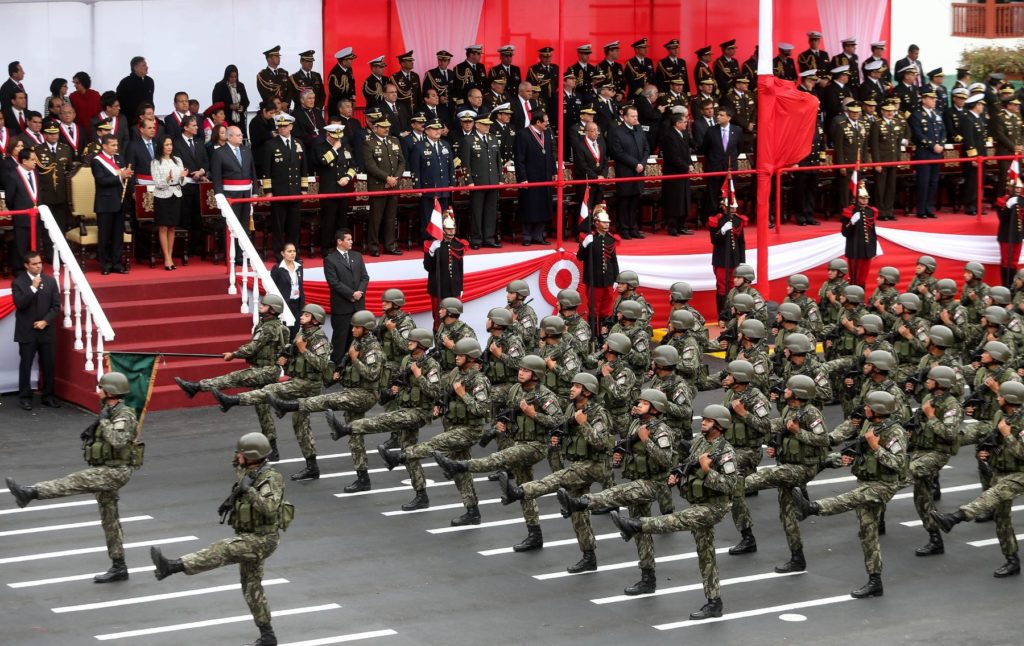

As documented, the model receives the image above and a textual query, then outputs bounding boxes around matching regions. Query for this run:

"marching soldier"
[610,269,653,331]
[453,45,487,107]
[725,263,768,324]
[713,39,740,93]
[645,345,695,447]
[663,310,706,390]
[557,289,594,356]
[798,31,830,75]
[7,372,141,583]
[527,47,558,107]
[784,274,823,334]
[656,39,689,95]
[907,325,966,402]
[256,45,291,105]
[693,46,715,92]
[506,280,538,348]
[908,255,938,317]
[890,293,932,383]
[362,56,389,109]
[481,306,527,423]
[434,298,476,372]
[262,113,308,253]
[290,50,324,110]
[538,315,583,472]
[963,261,992,325]
[609,300,651,374]
[423,50,455,106]
[150,433,291,646]
[934,279,970,353]
[831,37,861,86]
[868,266,901,327]
[667,281,714,350]
[327,48,357,119]
[870,101,904,220]
[392,51,422,112]
[818,259,850,327]
[778,334,833,409]
[624,38,655,98]
[773,43,797,81]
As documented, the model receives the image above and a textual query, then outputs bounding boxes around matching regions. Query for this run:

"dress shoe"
[680,228,695,235]
[917,214,928,219]
[667,229,680,236]
[41,397,61,408]
[536,239,551,245]
[927,212,937,218]
[484,241,502,248]
[631,231,646,239]
[101,269,111,275]
[522,241,532,247]
[470,243,481,250]
[619,232,632,240]
[797,221,807,226]
[385,248,403,256]
[370,249,381,257]
[19,399,32,411]
[116,266,129,274]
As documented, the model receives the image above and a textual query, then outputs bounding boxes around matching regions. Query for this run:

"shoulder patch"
[508,345,523,358]
[616,374,627,386]
[754,401,769,418]
[943,409,958,421]
[682,347,696,360]
[564,353,580,371]
[886,436,903,454]
[427,368,441,383]
[754,362,767,374]
[474,384,489,401]
[657,435,672,449]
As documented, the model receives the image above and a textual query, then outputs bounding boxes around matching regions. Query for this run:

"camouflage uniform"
[867,284,900,328]
[822,303,865,361]
[540,337,583,471]
[435,319,476,372]
[737,339,772,393]
[908,352,966,401]
[609,320,652,374]
[962,363,1021,493]
[817,276,849,327]
[600,358,640,437]
[777,357,833,411]
[907,274,937,319]
[961,279,991,325]
[563,312,594,356]
[671,303,715,351]
[963,331,1019,384]
[510,301,539,349]
[829,375,911,441]
[484,329,527,451]
[785,293,823,335]
[910,391,962,533]
[378,309,415,385]
[644,372,694,442]
[824,337,895,417]
[891,314,932,383]
[723,384,771,533]
[613,291,654,331]
[663,329,703,391]
[935,298,969,353]
[725,285,768,324]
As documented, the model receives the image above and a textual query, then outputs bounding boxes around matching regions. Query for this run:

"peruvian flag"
[579,186,590,224]
[721,173,735,203]
[1010,158,1020,185]
[423,198,444,255]
[849,164,859,199]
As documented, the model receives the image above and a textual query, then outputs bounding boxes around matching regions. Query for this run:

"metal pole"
[555,0,566,248]
[755,0,773,299]
[977,157,984,219]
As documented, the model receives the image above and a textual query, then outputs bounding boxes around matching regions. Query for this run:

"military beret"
[263,45,281,57]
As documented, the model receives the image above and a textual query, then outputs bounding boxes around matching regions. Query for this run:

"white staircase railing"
[39,205,116,379]
[214,194,296,328]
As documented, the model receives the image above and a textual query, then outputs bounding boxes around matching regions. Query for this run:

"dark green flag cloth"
[105,353,160,428]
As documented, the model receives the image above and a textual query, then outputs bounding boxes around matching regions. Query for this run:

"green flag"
[105,353,160,429]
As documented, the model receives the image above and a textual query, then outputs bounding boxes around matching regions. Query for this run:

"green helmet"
[605,332,632,355]
[616,270,640,288]
[785,333,815,355]
[440,297,463,315]
[670,309,695,331]
[865,349,895,372]
[735,263,755,281]
[98,372,130,396]
[702,404,733,430]
[728,359,755,383]
[557,289,582,309]
[787,374,816,400]
[351,310,377,330]
[778,302,803,323]
[733,293,755,313]
[984,341,1012,363]
[1016,268,1024,285]
[1000,381,1024,405]
[984,306,1010,327]
[965,261,985,279]
[988,286,1012,305]
[541,315,566,336]
[652,345,679,367]
[860,314,884,335]
[740,319,766,340]
[261,293,285,314]
[489,307,514,327]
[382,288,406,307]
[828,258,849,274]
[897,293,921,312]
[454,337,482,359]
[935,278,958,297]
[928,366,956,389]
[302,303,326,324]
[788,274,810,291]
[929,324,955,348]
[866,390,896,416]
[670,281,693,302]
[571,372,600,395]
[843,285,865,304]
[878,266,900,285]
[408,328,434,350]
[236,432,272,460]
[639,388,669,413]
[520,354,547,378]
[916,255,937,273]
[618,300,643,320]
[507,280,530,298]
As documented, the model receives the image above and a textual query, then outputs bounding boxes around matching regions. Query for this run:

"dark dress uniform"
[894,83,921,121]
[597,60,625,97]
[694,59,715,91]
[410,136,456,238]
[425,237,466,303]
[858,78,888,106]
[861,56,891,85]
[624,57,655,98]
[568,62,599,93]
[823,82,854,129]
[491,119,516,164]
[709,210,747,316]
[928,84,949,114]
[909,106,947,217]
[489,63,522,93]
[831,52,861,86]
[722,88,756,150]
[392,69,422,113]
[656,56,689,94]
[560,90,582,151]
[993,106,1024,195]
[326,63,356,118]
[290,69,325,110]
[997,191,1024,286]
[713,55,739,93]
[256,67,290,104]
[313,135,357,254]
[363,133,406,254]
[423,66,453,104]
[798,48,830,75]
[961,109,988,214]
[774,55,797,81]
[261,135,307,252]
[943,105,968,145]
[577,230,620,321]
[362,73,388,110]
[452,60,487,107]
[33,140,73,230]
[527,62,559,106]
[841,200,878,287]
[793,122,827,225]
[869,115,905,219]
[831,116,868,210]
[461,130,501,246]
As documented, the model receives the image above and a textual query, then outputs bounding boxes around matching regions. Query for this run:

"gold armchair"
[66,166,132,270]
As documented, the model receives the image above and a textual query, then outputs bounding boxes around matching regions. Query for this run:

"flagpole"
[755,0,773,300]
[554,0,566,249]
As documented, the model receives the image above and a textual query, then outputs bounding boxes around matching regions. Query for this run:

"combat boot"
[915,531,944,556]
[247,623,277,646]
[381,432,400,451]
[851,573,883,598]
[610,511,641,542]
[556,488,589,517]
[791,487,820,521]
[402,489,430,511]
[728,528,757,555]
[623,568,656,595]
[450,505,481,526]
[378,445,405,471]
[433,451,468,479]
[931,509,966,533]
[94,558,129,583]
[267,394,299,419]
[513,524,543,552]
[6,478,38,508]
[326,411,351,440]
[211,388,240,412]
[688,597,723,620]
[150,546,184,580]
[774,549,806,573]
[994,553,1021,578]
[343,470,371,493]
[591,505,616,515]
[497,472,523,505]
[566,550,597,574]
[290,456,320,481]
[268,439,279,463]
[174,377,201,398]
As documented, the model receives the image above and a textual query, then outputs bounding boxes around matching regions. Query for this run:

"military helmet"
[702,404,733,430]
[652,345,679,367]
[788,274,810,291]
[489,307,514,327]
[865,349,895,371]
[733,293,755,313]
[557,288,582,309]
[670,281,694,302]
[778,302,803,322]
[541,315,566,336]
[1016,268,1024,284]
[236,432,272,460]
[520,354,547,377]
[571,372,600,395]
[351,310,377,330]
[787,374,816,400]
[1000,381,1024,405]
[866,390,896,416]
[740,318,766,340]
[507,280,531,297]
[965,261,985,279]
[984,306,1010,327]
[843,285,865,304]
[984,340,1012,363]
[928,324,955,348]
[785,333,815,355]
[616,270,640,288]
[860,314,884,335]
[988,286,1012,306]
[897,293,921,312]
[261,293,285,314]
[302,303,326,324]
[935,278,958,297]
[605,332,632,355]
[440,297,463,315]
[735,264,755,281]
[670,309,695,331]
[878,266,900,285]
[728,359,755,383]
[382,288,406,307]
[618,300,643,320]
[454,337,483,359]
[408,328,434,349]
[927,365,956,389]
[639,388,669,413]
[828,258,849,274]
[98,372,130,396]
[916,255,937,273]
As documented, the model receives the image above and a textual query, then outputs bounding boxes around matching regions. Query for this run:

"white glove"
[582,234,594,247]
[428,239,441,256]
[1008,197,1019,209]
[850,212,861,225]
[720,221,733,233]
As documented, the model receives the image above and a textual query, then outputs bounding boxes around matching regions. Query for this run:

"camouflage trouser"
[548,447,564,473]
[816,480,901,575]
[521,459,607,551]
[36,466,134,561]
[181,532,280,628]
[352,408,432,489]
[730,446,763,532]
[201,365,280,440]
[238,379,322,458]
[298,387,377,422]
[960,422,994,491]
[960,471,1024,556]
[604,411,632,489]
[909,450,952,533]
[586,478,665,570]
[745,462,819,552]
[640,501,731,599]
[465,441,546,524]
[406,423,482,507]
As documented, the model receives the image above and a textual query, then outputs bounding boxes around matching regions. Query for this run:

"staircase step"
[89,273,250,300]
[109,313,252,344]
[106,333,255,355]
[104,294,244,320]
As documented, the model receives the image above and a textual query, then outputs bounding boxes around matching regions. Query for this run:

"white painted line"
[0,536,197,565]
[902,505,1024,527]
[381,493,554,516]
[653,594,855,630]
[892,483,979,501]
[479,533,621,556]
[968,532,1024,547]
[808,475,856,486]
[0,500,97,515]
[94,603,342,640]
[320,462,438,480]
[281,630,399,646]
[0,515,152,538]
[534,547,732,580]
[335,477,489,498]
[9,566,156,588]
[428,512,565,534]
[53,578,289,613]
[274,452,351,465]
[591,570,803,605]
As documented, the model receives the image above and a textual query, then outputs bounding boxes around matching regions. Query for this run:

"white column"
[228,229,237,295]
[62,257,72,328]
[74,288,84,350]
[84,310,94,371]
[240,256,250,313]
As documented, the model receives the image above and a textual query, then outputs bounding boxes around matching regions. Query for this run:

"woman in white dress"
[151,136,188,270]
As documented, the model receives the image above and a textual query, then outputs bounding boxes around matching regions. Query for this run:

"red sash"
[95,153,122,177]
[17,168,38,204]
[60,123,79,150]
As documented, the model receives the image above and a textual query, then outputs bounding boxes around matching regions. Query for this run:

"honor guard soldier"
[598,41,625,100]
[693,45,715,92]
[862,41,891,85]
[998,181,1024,286]
[774,43,797,81]
[262,113,308,252]
[624,38,655,98]
[290,50,324,110]
[7,372,142,583]
[423,50,455,106]
[489,45,522,91]
[327,48,357,119]
[527,47,558,107]
[257,45,291,105]
[424,220,467,325]
[963,94,989,215]
[362,56,389,109]
[577,206,620,322]
[870,101,904,220]
[842,183,879,287]
[709,199,749,318]
[453,45,487,107]
[798,31,830,75]
[713,39,740,92]
[568,44,599,93]
[392,50,422,112]
[150,433,292,646]
[655,39,688,94]
[927,68,949,113]
[831,37,861,86]
[910,89,947,218]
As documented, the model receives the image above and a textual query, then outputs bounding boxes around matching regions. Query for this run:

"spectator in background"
[70,72,101,139]
[203,103,227,143]
[12,251,61,411]
[92,92,128,150]
[44,96,64,126]
[151,135,187,270]
[323,229,368,362]
[514,110,557,245]
[271,242,305,338]
[45,78,67,115]
[212,64,251,137]
[206,123,227,157]
[116,56,154,127]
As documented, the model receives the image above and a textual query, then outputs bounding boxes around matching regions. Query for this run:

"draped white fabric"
[396,0,484,77]
[876,226,1024,264]
[816,0,889,62]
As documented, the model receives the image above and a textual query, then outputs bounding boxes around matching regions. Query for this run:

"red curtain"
[0,294,12,320]
[756,75,820,173]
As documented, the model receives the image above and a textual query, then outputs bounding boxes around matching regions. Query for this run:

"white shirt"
[28,273,42,293]
[279,259,301,300]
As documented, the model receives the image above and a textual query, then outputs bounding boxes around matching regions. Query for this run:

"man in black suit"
[660,110,694,235]
[115,56,155,127]
[92,92,129,151]
[172,115,209,256]
[692,99,718,150]
[2,62,26,134]
[379,84,411,137]
[163,91,193,139]
[609,105,650,238]
[514,111,557,245]
[701,106,742,219]
[894,45,924,88]
[323,229,369,362]
[5,148,42,265]
[91,135,133,274]
[570,121,608,235]
[511,82,540,131]
[13,252,61,410]
[210,126,258,259]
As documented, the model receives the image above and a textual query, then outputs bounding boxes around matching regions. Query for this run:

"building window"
[952,0,1024,38]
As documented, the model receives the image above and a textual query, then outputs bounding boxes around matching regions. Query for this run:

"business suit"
[635,97,663,152]
[894,57,924,87]
[210,143,258,259]
[379,101,410,137]
[609,122,650,237]
[692,114,718,150]
[13,270,60,404]
[323,247,369,362]
[511,97,540,131]
[172,133,209,240]
[909,107,947,217]
[163,111,192,140]
[261,136,308,253]
[461,130,501,246]
[5,165,42,264]
[701,122,742,218]
[0,78,24,126]
[91,153,128,272]
[410,136,456,240]
[363,134,406,255]
[570,134,608,233]
[514,125,557,244]
[660,125,693,233]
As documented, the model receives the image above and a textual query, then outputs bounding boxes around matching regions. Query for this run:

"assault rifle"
[836,435,868,460]
[80,406,111,443]
[768,408,807,463]
[479,396,531,448]
[976,409,1022,476]
[670,444,729,483]
[963,393,985,419]
[903,367,930,394]
[217,463,269,524]
[480,336,505,373]
[379,365,411,405]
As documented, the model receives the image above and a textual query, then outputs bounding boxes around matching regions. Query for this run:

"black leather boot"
[326,411,351,440]
[268,439,279,463]
[150,546,184,580]
[623,568,656,595]
[774,549,806,573]
[566,550,598,574]
[791,487,820,520]
[6,477,38,508]
[591,505,617,515]
[689,597,723,620]
[247,623,278,646]
[211,388,240,412]
[513,524,543,552]
[378,445,404,471]
[498,472,523,505]
[487,471,502,481]
[290,456,320,481]
[402,489,430,511]
[556,487,589,516]
[174,377,201,398]
[851,573,883,598]
[915,531,945,556]
[931,508,966,533]
[994,553,1021,578]
[94,558,129,583]
[611,511,641,542]
[729,528,757,555]
[450,505,481,526]
[381,431,400,451]
[433,451,467,479]
[343,469,371,493]
[932,473,941,500]
[267,394,299,419]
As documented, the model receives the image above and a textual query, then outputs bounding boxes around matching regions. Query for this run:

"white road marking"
[334,477,489,498]
[281,630,399,645]
[52,579,289,613]
[591,570,804,605]
[968,533,1024,547]
[274,452,351,464]
[428,512,565,534]
[0,536,197,565]
[902,505,1023,527]
[892,483,979,501]
[0,515,152,537]
[0,500,97,515]
[94,603,342,640]
[479,533,621,555]
[9,566,156,588]
[534,547,732,580]
[320,462,438,480]
[381,493,554,516]
[653,594,855,629]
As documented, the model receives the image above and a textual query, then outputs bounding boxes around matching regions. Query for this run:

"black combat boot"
[932,473,941,501]
[326,411,351,440]
[267,394,299,419]
[450,505,481,526]
[774,549,806,573]
[729,528,758,555]
[915,531,944,556]
[566,550,597,574]
[513,524,543,552]
[381,431,400,451]
[611,511,641,542]
[791,487,820,521]
[150,546,184,580]
[402,489,430,511]
[174,377,201,398]
[268,439,279,463]
[290,456,320,481]
[851,573,883,598]
[994,553,1021,578]
[931,509,966,533]
[211,388,240,412]
[94,558,129,583]
[343,470,371,493]
[378,445,405,471]
[689,597,723,620]
[433,451,468,479]
[556,487,589,517]
[247,623,277,646]
[623,568,656,595]
[6,477,38,508]
[487,471,503,482]
[497,472,523,505]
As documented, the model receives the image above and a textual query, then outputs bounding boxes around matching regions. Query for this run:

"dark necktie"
[146,140,153,157]
[27,172,34,190]
[188,138,195,155]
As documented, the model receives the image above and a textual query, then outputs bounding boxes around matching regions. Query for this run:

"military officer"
[423,50,455,106]
[567,44,597,93]
[862,41,891,85]
[257,45,290,104]
[792,115,827,226]
[962,94,989,215]
[655,39,688,95]
[410,118,456,239]
[927,68,949,113]
[314,123,357,255]
[327,48,357,119]
[693,46,715,93]
[773,43,797,81]
[992,96,1023,197]
[911,90,947,218]
[722,77,756,150]
[290,50,324,110]
[624,38,655,98]
[392,51,421,112]
[870,101,904,220]
[713,39,740,93]
[859,60,889,105]
[362,56,389,109]
[832,103,867,211]
[894,65,921,120]
[798,31,830,75]
[527,47,558,107]
[831,37,861,86]
[364,117,406,256]
[597,42,625,100]
[33,123,73,230]
[453,45,487,107]
[262,113,308,253]
[461,112,501,248]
